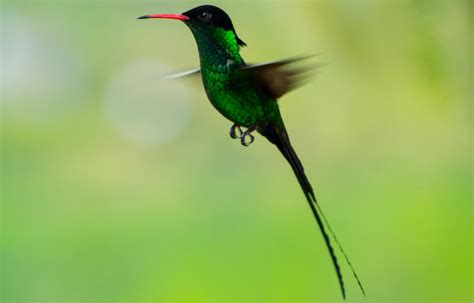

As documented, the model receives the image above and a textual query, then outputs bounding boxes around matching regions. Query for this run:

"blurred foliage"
[1,0,472,302]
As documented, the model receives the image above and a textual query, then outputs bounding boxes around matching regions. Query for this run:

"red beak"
[137,14,189,21]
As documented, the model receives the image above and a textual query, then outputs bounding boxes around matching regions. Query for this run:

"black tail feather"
[260,122,365,299]
[313,201,367,297]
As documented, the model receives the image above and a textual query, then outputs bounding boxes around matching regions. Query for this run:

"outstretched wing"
[240,54,325,99]
[162,54,325,99]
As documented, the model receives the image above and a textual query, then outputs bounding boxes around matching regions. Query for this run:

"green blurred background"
[1,0,472,302]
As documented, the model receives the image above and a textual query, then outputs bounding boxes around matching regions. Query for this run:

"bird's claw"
[230,124,243,139]
[230,123,257,146]
[240,131,255,146]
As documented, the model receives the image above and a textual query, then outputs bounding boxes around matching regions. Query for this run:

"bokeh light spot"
[104,60,193,146]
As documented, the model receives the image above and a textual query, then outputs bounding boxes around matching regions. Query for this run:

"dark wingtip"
[137,15,149,19]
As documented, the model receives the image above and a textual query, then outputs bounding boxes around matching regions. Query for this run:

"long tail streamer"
[262,123,366,299]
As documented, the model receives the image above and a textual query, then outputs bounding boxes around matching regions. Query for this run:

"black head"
[181,5,246,47]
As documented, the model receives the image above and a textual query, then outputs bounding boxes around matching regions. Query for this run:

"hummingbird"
[138,5,365,299]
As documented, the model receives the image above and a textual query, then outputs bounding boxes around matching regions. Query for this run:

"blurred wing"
[162,68,200,80]
[161,54,324,98]
[240,54,324,99]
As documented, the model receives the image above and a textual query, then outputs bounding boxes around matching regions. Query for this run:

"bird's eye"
[199,12,212,21]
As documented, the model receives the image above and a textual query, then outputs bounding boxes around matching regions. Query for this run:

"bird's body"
[202,61,270,127]
[139,5,365,300]
[191,25,278,128]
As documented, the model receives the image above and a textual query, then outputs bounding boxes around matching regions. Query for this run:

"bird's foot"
[229,124,243,139]
[230,123,257,146]
[241,130,255,146]
[240,124,257,147]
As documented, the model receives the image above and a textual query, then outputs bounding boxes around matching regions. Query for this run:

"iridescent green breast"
[201,66,268,126]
